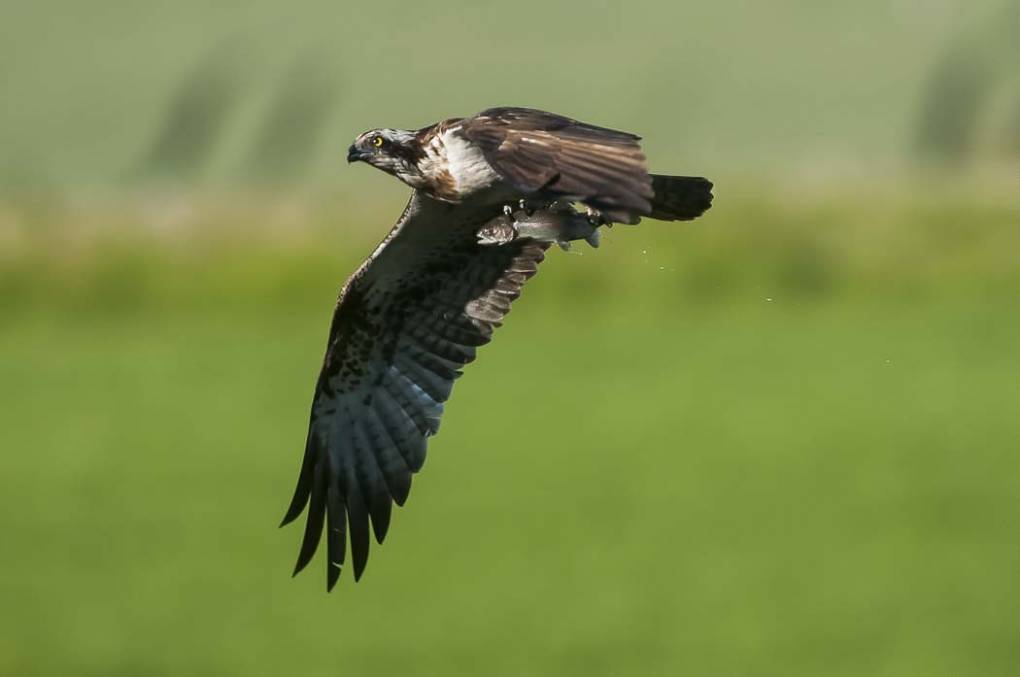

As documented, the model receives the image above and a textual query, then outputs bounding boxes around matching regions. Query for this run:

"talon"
[503,204,514,217]
[557,240,572,252]
[585,207,604,226]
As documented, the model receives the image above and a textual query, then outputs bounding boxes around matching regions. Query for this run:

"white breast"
[439,127,500,197]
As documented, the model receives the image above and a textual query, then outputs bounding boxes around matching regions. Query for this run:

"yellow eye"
[371,136,384,148]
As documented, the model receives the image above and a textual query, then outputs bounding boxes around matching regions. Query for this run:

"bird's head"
[347,128,426,187]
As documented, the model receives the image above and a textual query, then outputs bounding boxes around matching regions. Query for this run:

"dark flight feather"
[281,192,548,588]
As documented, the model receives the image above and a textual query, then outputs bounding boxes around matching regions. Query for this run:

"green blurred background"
[2,1,1019,675]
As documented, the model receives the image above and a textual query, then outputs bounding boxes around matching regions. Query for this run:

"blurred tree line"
[128,1,1020,186]
[129,42,341,186]
[913,0,1020,166]
[79,4,1020,191]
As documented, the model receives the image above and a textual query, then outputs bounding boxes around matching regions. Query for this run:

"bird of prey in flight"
[281,107,713,590]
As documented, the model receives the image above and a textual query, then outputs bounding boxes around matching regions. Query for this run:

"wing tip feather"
[326,563,341,591]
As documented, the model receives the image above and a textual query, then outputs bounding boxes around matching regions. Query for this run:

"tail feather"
[647,175,714,221]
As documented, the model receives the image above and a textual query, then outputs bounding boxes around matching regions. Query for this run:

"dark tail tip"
[648,175,714,221]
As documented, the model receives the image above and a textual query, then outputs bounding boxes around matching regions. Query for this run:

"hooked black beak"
[347,145,365,163]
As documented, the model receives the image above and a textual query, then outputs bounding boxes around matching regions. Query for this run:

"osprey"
[281,107,713,590]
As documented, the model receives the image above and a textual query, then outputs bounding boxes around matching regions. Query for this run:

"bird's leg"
[585,206,610,228]
[520,198,555,216]
[548,200,577,213]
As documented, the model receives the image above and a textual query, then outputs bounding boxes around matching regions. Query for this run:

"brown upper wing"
[459,107,654,224]
[280,192,548,590]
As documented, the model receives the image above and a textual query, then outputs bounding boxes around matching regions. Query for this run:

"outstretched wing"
[459,107,654,224]
[280,192,548,590]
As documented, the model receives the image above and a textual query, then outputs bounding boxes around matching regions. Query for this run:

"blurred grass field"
[2,182,1019,676]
